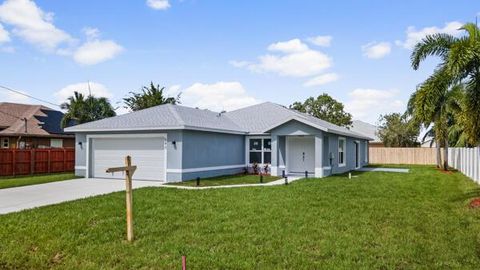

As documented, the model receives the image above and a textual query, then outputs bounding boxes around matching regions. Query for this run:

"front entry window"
[249,138,271,164]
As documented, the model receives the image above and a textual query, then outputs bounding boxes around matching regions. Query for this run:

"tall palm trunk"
[443,139,449,171]
[436,139,442,168]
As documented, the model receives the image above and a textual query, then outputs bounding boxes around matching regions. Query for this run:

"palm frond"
[411,33,457,70]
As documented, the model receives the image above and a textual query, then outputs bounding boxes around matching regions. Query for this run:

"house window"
[338,137,346,167]
[249,138,271,164]
[1,138,9,148]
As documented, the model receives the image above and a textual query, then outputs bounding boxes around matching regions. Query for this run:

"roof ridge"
[8,105,41,134]
[166,104,185,126]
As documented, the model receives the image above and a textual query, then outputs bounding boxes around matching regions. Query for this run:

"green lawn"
[0,173,78,189]
[168,174,281,187]
[1,166,480,269]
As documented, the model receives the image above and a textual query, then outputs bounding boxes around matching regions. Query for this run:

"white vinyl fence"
[448,147,480,183]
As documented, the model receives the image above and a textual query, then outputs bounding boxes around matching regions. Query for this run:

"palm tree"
[123,82,181,112]
[61,91,116,128]
[411,23,480,146]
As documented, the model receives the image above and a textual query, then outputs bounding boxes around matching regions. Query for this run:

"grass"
[168,174,281,187]
[0,173,79,189]
[1,166,480,269]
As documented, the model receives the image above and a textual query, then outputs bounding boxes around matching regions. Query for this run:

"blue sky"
[0,0,478,124]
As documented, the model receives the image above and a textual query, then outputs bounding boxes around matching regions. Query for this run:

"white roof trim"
[260,116,373,140]
[260,116,328,133]
[65,125,247,135]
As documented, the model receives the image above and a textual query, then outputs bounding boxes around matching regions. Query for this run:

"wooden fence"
[369,147,439,165]
[0,148,75,177]
[448,147,480,183]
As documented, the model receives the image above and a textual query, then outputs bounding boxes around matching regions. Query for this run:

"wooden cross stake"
[106,155,137,242]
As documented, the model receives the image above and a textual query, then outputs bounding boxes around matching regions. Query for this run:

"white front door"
[287,136,315,174]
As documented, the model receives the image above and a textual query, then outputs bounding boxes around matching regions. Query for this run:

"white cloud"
[362,42,391,59]
[303,73,339,87]
[0,0,72,51]
[396,21,463,49]
[246,39,332,77]
[73,39,123,65]
[344,88,405,123]
[267,38,309,53]
[146,0,171,10]
[54,82,113,103]
[180,81,260,112]
[0,23,10,43]
[307,35,332,47]
[232,38,336,86]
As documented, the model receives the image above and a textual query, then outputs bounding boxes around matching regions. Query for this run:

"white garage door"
[91,136,166,181]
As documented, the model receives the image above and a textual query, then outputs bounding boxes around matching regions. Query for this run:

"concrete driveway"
[0,178,163,215]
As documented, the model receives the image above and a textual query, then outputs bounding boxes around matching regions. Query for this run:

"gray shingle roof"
[65,102,372,140]
[350,120,380,142]
[65,104,246,133]
[225,102,372,140]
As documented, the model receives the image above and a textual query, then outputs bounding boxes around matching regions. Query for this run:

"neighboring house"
[66,102,372,182]
[0,102,74,149]
[350,120,383,147]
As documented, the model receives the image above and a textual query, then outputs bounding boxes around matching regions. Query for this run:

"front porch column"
[314,134,324,178]
[270,135,278,176]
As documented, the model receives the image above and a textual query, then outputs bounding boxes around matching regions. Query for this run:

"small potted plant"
[252,162,259,175]
[263,163,270,175]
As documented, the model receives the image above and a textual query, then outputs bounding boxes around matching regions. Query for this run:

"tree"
[124,82,180,112]
[61,91,116,128]
[377,113,420,147]
[411,23,480,146]
[290,94,353,127]
[406,76,464,169]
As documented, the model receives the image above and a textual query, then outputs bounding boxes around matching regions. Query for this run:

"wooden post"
[30,149,35,175]
[12,149,16,177]
[125,156,134,242]
[182,256,186,270]
[63,148,67,172]
[106,156,137,242]
[47,149,51,173]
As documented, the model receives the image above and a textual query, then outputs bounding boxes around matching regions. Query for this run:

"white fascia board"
[260,116,328,134]
[326,129,373,141]
[66,125,247,135]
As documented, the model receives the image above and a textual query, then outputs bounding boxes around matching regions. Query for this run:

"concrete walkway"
[0,178,163,215]
[163,175,303,190]
[356,167,410,173]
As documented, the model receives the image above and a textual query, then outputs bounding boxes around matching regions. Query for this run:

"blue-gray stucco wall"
[323,133,368,175]
[182,130,244,169]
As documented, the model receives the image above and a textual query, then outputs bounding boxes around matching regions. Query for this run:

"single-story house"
[65,102,372,182]
[0,102,74,149]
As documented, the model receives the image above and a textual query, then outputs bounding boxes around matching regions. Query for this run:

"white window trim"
[364,141,368,163]
[1,137,9,149]
[354,140,361,169]
[338,137,346,167]
[246,136,271,165]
